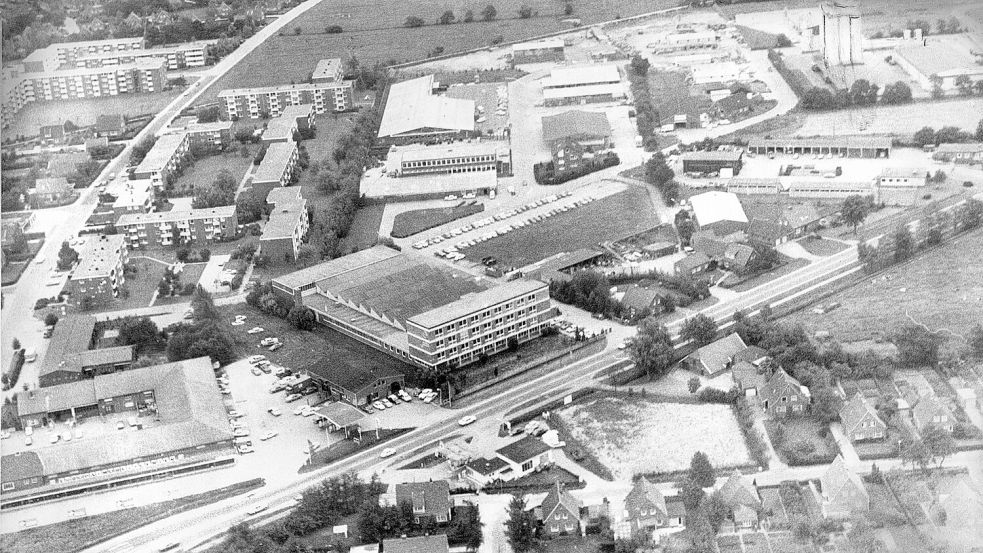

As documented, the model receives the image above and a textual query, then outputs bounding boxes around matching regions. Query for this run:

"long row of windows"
[431,292,543,336]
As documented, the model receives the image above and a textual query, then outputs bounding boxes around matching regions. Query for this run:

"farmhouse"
[540,481,582,537]
[682,333,748,378]
[272,246,551,371]
[512,39,565,64]
[747,137,890,158]
[67,235,129,308]
[759,368,811,418]
[839,393,886,443]
[810,455,869,519]
[94,114,126,138]
[623,478,686,533]
[673,252,711,277]
[718,470,762,531]
[377,75,476,146]
[2,357,234,503]
[302,361,403,408]
[37,315,135,388]
[542,64,625,106]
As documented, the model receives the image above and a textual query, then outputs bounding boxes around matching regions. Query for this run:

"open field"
[339,203,387,253]
[556,395,753,479]
[0,479,263,553]
[783,228,983,342]
[6,90,186,139]
[195,0,679,106]
[390,203,484,238]
[464,185,660,268]
[173,149,256,196]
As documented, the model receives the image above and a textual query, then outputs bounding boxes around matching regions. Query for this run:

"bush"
[532,152,619,185]
[2,350,25,391]
[735,397,770,469]
[325,25,343,34]
[697,387,739,404]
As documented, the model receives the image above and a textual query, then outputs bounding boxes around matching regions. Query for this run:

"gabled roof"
[839,393,885,435]
[541,111,612,144]
[733,345,768,365]
[719,470,760,509]
[690,191,747,227]
[395,480,451,517]
[1,451,44,482]
[761,368,810,400]
[625,478,668,518]
[496,435,551,464]
[674,251,711,272]
[621,285,660,312]
[731,361,762,390]
[912,395,951,428]
[302,360,402,395]
[820,455,868,504]
[723,243,755,269]
[691,231,728,257]
[542,481,582,520]
[684,333,747,376]
[746,219,788,244]
[378,75,475,138]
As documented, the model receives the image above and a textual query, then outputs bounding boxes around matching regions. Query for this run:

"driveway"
[197,255,233,294]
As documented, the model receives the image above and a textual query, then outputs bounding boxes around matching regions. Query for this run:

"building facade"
[260,195,308,263]
[218,80,353,120]
[68,235,129,307]
[252,142,299,198]
[116,206,238,248]
[512,40,565,64]
[63,43,209,71]
[760,368,811,418]
[179,121,233,152]
[132,132,191,188]
[23,37,146,72]
[384,142,509,177]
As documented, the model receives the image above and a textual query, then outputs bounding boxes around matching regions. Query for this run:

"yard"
[555,394,753,479]
[797,236,849,257]
[784,228,983,341]
[70,256,173,313]
[154,262,206,306]
[464,185,661,268]
[171,148,256,197]
[390,203,485,238]
[763,417,839,466]
[725,257,811,293]
[195,0,679,107]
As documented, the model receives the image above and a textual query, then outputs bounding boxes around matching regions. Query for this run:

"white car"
[301,407,315,417]
[251,367,262,376]
[458,415,477,426]
[246,503,268,516]
[268,408,282,417]
[247,327,265,334]
[260,337,278,347]
[248,355,267,364]
[418,388,433,399]
[233,428,250,438]
[372,401,386,410]
[237,444,255,454]
[293,405,307,415]
[423,393,436,404]
[259,431,278,441]
[380,447,397,458]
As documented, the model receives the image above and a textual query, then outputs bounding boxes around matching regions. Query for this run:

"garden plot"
[556,395,753,479]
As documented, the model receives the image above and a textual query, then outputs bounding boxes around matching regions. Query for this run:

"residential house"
[811,455,869,519]
[463,436,552,487]
[31,177,74,207]
[839,393,887,443]
[721,243,756,273]
[920,475,983,538]
[39,120,76,142]
[673,252,711,277]
[682,333,747,378]
[623,478,686,533]
[746,219,789,248]
[732,361,765,397]
[759,368,811,418]
[912,395,954,432]
[733,346,769,366]
[718,470,762,531]
[94,114,126,138]
[541,481,582,537]
[393,480,452,524]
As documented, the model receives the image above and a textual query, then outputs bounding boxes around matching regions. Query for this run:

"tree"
[11,338,21,350]
[931,169,947,183]
[629,54,650,76]
[438,10,455,24]
[955,74,973,96]
[286,306,317,331]
[679,476,705,511]
[56,241,79,270]
[901,437,932,473]
[689,451,715,488]
[448,505,483,551]
[504,495,536,553]
[976,118,983,141]
[930,74,945,99]
[921,423,955,468]
[403,16,424,28]
[481,4,497,21]
[892,225,914,263]
[969,324,983,358]
[517,5,532,18]
[840,194,870,233]
[463,9,474,22]
[628,317,674,380]
[116,316,162,353]
[701,491,729,532]
[801,87,835,110]
[811,385,843,424]
[564,3,574,16]
[962,198,983,231]
[356,501,388,543]
[880,81,912,104]
[681,314,718,347]
[893,324,944,368]
[42,312,59,327]
[165,320,236,365]
[190,285,220,322]
[688,376,701,394]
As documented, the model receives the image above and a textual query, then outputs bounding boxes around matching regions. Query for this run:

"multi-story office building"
[251,142,299,199]
[116,206,237,248]
[272,246,551,372]
[132,132,191,189]
[384,142,510,177]
[68,235,129,307]
[218,60,353,120]
[261,189,309,263]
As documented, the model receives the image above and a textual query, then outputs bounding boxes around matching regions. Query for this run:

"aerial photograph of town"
[0,0,981,552]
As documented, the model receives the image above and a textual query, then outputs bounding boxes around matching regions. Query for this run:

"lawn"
[464,186,660,269]
[726,257,811,293]
[195,0,679,107]
[339,203,387,253]
[75,256,170,313]
[797,236,849,257]
[764,417,839,466]
[6,89,186,139]
[390,203,485,238]
[555,395,753,479]
[853,427,904,461]
[155,262,206,306]
[1,238,43,286]
[0,478,263,553]
[171,148,256,197]
[783,228,983,342]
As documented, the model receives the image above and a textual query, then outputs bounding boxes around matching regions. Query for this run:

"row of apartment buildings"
[261,187,309,262]
[23,38,209,73]
[116,206,238,248]
[218,59,354,120]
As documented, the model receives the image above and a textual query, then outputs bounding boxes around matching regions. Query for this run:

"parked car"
[228,410,245,419]
[248,355,266,364]
[397,390,412,402]
[260,431,278,441]
[237,444,255,454]
[246,503,268,516]
[268,343,283,352]
[247,327,264,334]
[372,401,386,410]
[268,408,282,417]
[387,394,401,404]
[259,337,278,347]
[233,428,250,438]
[382,399,395,408]
[251,367,262,376]
[285,393,303,403]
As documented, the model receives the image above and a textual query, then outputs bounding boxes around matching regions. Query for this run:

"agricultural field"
[783,228,983,342]
[195,0,678,106]
[464,185,660,268]
[390,203,484,238]
[556,394,753,479]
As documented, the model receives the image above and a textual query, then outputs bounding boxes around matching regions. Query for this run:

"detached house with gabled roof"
[759,368,811,418]
[682,333,747,378]
[392,480,452,524]
[540,481,582,537]
[623,478,686,534]
[839,393,886,443]
[912,395,954,433]
[810,455,869,519]
[718,470,762,531]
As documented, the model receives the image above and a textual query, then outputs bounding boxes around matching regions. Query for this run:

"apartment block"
[173,121,234,152]
[311,58,344,84]
[23,37,146,73]
[252,142,299,199]
[261,191,309,263]
[116,206,238,248]
[261,104,314,144]
[66,43,210,71]
[406,280,552,371]
[218,75,353,120]
[132,133,191,189]
[108,178,154,218]
[67,235,129,306]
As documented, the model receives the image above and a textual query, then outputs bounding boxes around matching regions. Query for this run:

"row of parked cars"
[363,388,439,414]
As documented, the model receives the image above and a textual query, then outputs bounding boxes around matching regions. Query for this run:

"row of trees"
[643,151,677,205]
[911,122,983,147]
[627,55,661,151]
[800,80,913,110]
[407,4,568,27]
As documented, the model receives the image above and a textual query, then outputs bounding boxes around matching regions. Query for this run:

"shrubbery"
[1,349,25,391]
[532,152,619,185]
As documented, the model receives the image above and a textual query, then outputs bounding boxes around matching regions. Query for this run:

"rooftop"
[879,167,927,179]
[542,82,625,101]
[378,75,475,138]
[674,251,711,272]
[253,142,297,184]
[747,136,891,149]
[278,103,314,121]
[895,36,983,78]
[682,150,743,162]
[111,179,154,209]
[262,116,299,143]
[544,63,621,88]
[262,198,307,240]
[135,133,188,173]
[513,39,565,52]
[465,456,509,475]
[265,186,303,206]
[217,81,352,97]
[496,435,551,464]
[312,58,343,82]
[95,114,125,133]
[274,245,402,290]
[312,401,366,428]
[37,316,97,382]
[34,177,71,194]
[685,332,747,375]
[394,480,451,517]
[361,169,497,199]
[389,141,499,164]
[936,142,983,153]
[541,111,612,144]
[303,359,402,394]
[407,279,547,329]
[690,191,748,226]
[25,58,165,78]
[117,206,235,227]
[71,234,126,280]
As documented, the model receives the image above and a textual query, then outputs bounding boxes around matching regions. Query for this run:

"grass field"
[797,236,849,256]
[728,257,811,293]
[464,185,660,268]
[783,228,983,342]
[195,0,678,106]
[556,395,753,479]
[155,263,206,306]
[7,89,185,139]
[390,203,484,238]
[339,203,387,253]
[0,479,263,553]
[173,149,256,196]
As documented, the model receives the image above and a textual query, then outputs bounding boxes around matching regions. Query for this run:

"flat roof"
[544,64,621,89]
[895,38,983,78]
[26,58,165,78]
[253,142,297,184]
[392,141,498,163]
[51,37,145,50]
[313,401,366,427]
[71,235,126,280]
[11,357,231,478]
[689,191,748,226]
[262,117,298,142]
[879,167,926,178]
[180,120,234,133]
[496,435,552,464]
[217,80,352,97]
[312,58,343,81]
[72,42,210,61]
[682,150,743,162]
[274,245,402,290]
[936,142,983,153]
[408,279,546,329]
[135,133,188,174]
[262,199,306,240]
[117,206,235,227]
[513,39,565,52]
[747,136,891,149]
[377,75,475,138]
[265,186,303,206]
[361,169,497,199]
[278,103,314,120]
[542,82,625,100]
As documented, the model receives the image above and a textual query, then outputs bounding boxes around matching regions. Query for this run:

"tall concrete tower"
[821,1,863,66]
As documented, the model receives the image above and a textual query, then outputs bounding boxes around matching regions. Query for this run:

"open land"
[463,185,660,268]
[783,228,983,342]
[339,203,387,253]
[6,90,186,139]
[174,149,256,197]
[390,204,484,238]
[195,0,680,106]
[556,395,753,479]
